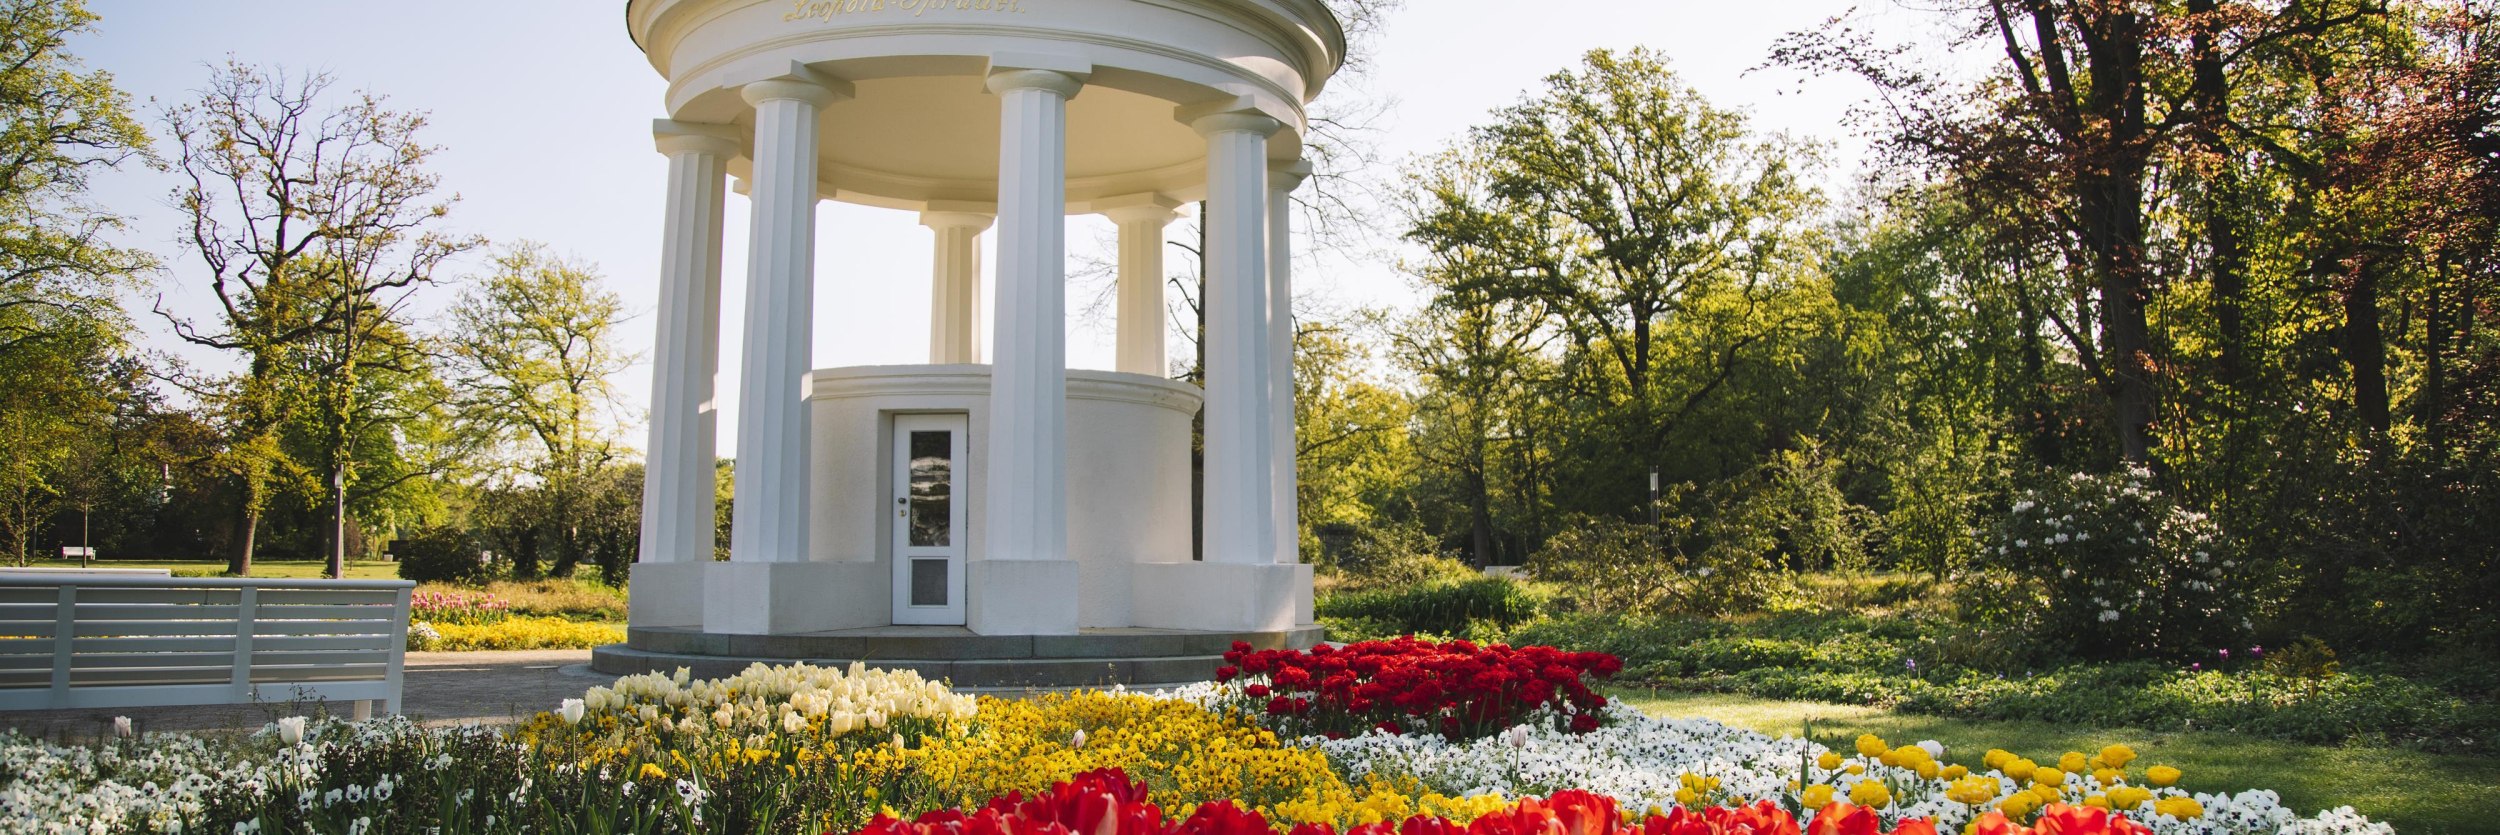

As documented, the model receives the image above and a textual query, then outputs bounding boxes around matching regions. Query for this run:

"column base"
[628,562,711,628]
[704,562,889,635]
[1131,562,1313,633]
[967,559,1081,636]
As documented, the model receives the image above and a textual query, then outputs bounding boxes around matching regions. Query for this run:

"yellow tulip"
[2058,752,2089,774]
[2147,765,2182,787]
[1947,776,1999,805]
[2003,758,2038,781]
[1850,780,1893,809]
[2094,768,2123,787]
[1803,785,1837,810]
[1983,749,2013,770]
[1819,752,1846,771]
[1857,734,1890,758]
[1942,764,1970,780]
[2100,744,2137,769]
[2155,797,2205,819]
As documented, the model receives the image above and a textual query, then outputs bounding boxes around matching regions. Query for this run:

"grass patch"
[1615,689,2498,835]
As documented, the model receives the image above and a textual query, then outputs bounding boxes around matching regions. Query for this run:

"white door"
[891,414,969,625]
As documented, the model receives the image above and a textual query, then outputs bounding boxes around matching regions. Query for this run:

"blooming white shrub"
[1976,466,2249,658]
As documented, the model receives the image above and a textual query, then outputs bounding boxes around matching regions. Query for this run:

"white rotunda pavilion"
[599,0,1333,683]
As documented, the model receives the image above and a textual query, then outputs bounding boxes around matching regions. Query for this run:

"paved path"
[1,650,612,742]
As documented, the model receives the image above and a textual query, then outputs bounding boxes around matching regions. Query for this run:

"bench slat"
[252,619,398,637]
[0,651,236,671]
[250,650,390,668]
[67,588,243,606]
[255,589,406,606]
[247,604,399,619]
[0,603,244,621]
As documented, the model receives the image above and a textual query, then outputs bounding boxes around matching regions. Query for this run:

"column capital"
[653,119,743,158]
[1179,97,1285,139]
[986,53,1091,99]
[919,210,996,233]
[1269,160,1315,193]
[740,63,852,108]
[1096,192,1184,227]
[986,68,1087,99]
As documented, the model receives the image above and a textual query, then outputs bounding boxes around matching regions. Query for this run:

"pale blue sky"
[77,1,1964,456]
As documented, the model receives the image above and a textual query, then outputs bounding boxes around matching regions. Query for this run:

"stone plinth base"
[628,562,709,628]
[703,561,889,635]
[590,624,1326,689]
[967,559,1081,636]
[1129,562,1312,633]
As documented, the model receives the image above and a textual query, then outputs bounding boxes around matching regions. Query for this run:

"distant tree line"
[0,1,662,582]
[1296,2,2500,657]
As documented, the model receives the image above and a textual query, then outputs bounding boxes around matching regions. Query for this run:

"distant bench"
[0,575,414,717]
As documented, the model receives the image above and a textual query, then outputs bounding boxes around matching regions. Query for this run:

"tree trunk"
[2189,0,2251,390]
[328,463,347,579]
[2343,257,2393,447]
[2082,170,2159,466]
[228,485,257,576]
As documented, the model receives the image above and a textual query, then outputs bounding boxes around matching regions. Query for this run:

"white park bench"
[0,575,413,717]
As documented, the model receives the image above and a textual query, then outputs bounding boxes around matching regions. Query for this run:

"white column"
[729,76,843,564]
[1102,199,1180,377]
[638,121,739,565]
[1268,162,1311,564]
[984,67,1084,563]
[922,210,992,364]
[1189,108,1282,565]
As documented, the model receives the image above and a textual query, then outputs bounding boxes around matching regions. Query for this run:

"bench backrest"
[0,567,174,577]
[0,576,414,712]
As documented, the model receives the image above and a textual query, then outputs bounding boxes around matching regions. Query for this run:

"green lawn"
[1615,690,2500,835]
[10,557,401,580]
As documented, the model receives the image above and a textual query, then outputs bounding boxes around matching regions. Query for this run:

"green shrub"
[1316,577,1544,639]
[395,527,497,585]
[1333,519,1479,589]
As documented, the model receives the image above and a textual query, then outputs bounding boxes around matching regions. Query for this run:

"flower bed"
[1214,638,1622,740]
[0,649,2393,835]
[410,589,513,625]
[406,615,623,651]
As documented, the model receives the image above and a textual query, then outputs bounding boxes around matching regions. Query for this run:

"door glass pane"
[908,430,952,547]
[911,558,948,607]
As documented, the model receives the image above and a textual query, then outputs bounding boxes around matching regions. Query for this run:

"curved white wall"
[809,365,1200,628]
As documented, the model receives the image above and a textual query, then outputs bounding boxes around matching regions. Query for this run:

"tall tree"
[0,0,152,361]
[1407,49,1821,494]
[159,62,477,576]
[444,245,635,578]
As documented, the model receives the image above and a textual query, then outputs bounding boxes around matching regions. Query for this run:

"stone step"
[623,625,1324,662]
[590,644,1235,689]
